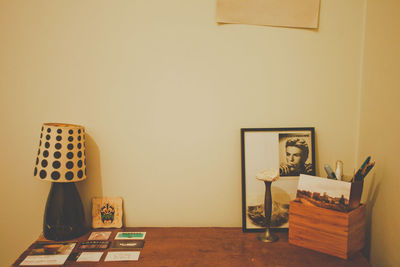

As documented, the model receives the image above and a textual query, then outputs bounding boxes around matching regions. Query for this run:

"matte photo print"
[115,232,146,240]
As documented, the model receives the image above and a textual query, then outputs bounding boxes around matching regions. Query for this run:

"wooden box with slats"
[289,200,365,259]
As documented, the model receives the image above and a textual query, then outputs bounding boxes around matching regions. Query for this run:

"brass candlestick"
[256,169,279,242]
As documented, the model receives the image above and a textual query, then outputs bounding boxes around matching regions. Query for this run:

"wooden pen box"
[289,200,366,259]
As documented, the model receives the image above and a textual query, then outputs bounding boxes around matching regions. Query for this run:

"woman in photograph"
[280,138,313,176]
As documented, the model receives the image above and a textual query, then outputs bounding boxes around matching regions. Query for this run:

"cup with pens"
[324,156,375,210]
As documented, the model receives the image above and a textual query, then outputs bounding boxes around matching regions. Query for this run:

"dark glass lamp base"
[43,182,87,241]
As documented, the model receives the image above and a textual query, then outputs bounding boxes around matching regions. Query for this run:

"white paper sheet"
[104,251,140,261]
[20,255,69,266]
[77,252,103,262]
[216,0,321,29]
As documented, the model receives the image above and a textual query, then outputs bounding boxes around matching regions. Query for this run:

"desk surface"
[13,227,370,267]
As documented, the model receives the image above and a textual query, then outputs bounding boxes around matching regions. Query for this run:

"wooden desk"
[13,227,370,266]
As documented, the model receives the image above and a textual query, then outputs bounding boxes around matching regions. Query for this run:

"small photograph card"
[115,232,146,240]
[76,252,103,262]
[78,241,110,250]
[20,242,76,266]
[88,231,112,240]
[296,174,352,212]
[111,240,145,250]
[104,251,140,261]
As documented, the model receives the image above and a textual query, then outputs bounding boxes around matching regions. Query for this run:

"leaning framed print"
[241,127,315,232]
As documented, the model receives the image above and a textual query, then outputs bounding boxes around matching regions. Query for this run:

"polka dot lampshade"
[34,123,86,182]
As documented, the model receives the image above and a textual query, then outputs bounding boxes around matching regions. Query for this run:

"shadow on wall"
[76,134,103,227]
[362,172,381,260]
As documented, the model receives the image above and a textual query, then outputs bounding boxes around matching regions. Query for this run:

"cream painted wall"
[0,0,365,266]
[358,0,400,266]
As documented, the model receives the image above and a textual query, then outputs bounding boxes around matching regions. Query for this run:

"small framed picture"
[92,197,123,229]
[241,127,315,232]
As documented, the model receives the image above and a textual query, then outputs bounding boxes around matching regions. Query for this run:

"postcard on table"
[105,251,140,261]
[115,232,146,240]
[78,241,110,250]
[20,242,76,266]
[296,174,352,212]
[111,240,145,250]
[88,231,112,240]
[76,252,103,262]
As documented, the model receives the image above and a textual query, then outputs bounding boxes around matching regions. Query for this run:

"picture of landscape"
[296,174,352,212]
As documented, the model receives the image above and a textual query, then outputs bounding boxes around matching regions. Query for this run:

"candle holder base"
[258,229,279,243]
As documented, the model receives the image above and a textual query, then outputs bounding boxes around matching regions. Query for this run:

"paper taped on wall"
[216,0,321,29]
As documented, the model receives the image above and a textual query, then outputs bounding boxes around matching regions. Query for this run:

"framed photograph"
[92,197,123,229]
[241,127,315,232]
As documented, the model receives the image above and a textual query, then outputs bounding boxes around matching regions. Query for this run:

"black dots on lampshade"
[51,171,60,180]
[66,161,74,169]
[41,160,48,168]
[65,171,74,180]
[39,170,47,179]
[34,123,87,182]
[53,161,61,169]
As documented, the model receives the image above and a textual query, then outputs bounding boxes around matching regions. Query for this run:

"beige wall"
[0,0,366,266]
[359,0,400,266]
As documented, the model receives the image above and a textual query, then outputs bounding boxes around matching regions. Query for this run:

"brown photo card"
[296,174,352,212]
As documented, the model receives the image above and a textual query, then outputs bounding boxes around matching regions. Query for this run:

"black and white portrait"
[279,134,314,177]
[241,128,315,232]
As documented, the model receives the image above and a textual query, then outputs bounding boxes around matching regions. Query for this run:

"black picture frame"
[241,127,315,232]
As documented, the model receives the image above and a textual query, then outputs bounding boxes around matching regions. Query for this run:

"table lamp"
[34,123,88,241]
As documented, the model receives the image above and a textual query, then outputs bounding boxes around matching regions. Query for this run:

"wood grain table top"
[12,227,371,267]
